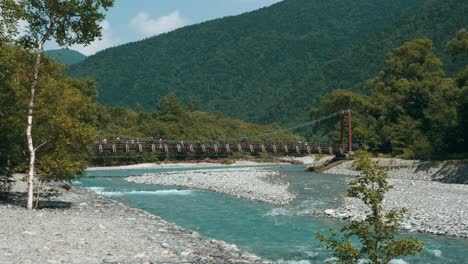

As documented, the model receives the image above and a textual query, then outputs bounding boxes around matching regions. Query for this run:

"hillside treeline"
[95,94,301,142]
[311,31,468,159]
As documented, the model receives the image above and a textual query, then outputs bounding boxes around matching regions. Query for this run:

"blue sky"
[46,0,282,55]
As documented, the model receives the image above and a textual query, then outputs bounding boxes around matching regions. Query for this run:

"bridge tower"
[340,109,353,156]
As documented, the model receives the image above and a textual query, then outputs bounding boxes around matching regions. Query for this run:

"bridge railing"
[92,140,351,156]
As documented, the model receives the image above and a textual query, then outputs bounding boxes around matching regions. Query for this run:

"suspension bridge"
[92,110,354,158]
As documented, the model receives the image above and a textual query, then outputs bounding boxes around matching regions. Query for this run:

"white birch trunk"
[26,44,43,210]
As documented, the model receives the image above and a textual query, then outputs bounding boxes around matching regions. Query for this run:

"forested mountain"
[69,0,467,125]
[45,49,87,65]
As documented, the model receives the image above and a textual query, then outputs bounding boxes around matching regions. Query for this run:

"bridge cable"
[225,111,343,141]
[95,110,344,142]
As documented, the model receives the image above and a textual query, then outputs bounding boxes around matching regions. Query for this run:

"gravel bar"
[126,167,297,205]
[322,159,468,238]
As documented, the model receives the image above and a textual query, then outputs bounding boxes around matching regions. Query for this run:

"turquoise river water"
[77,164,468,263]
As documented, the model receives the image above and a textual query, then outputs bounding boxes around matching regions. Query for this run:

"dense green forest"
[95,94,301,142]
[68,0,467,125]
[44,49,87,65]
[310,30,468,159]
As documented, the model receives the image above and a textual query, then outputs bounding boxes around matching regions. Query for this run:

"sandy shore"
[126,167,297,205]
[0,178,265,264]
[322,159,468,238]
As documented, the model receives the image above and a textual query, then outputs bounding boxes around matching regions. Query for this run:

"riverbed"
[78,164,468,263]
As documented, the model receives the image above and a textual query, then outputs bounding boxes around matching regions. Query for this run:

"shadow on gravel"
[414,162,468,184]
[0,191,72,209]
[434,163,468,184]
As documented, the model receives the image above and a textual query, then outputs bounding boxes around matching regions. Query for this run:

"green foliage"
[315,36,467,159]
[68,0,467,125]
[44,49,87,65]
[0,0,22,42]
[0,44,29,191]
[310,90,378,146]
[155,94,186,122]
[446,29,468,56]
[96,94,302,142]
[0,44,97,182]
[1,0,115,209]
[316,150,424,263]
[10,0,114,49]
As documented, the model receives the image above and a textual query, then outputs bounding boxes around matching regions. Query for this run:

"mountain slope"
[45,49,87,65]
[69,0,467,124]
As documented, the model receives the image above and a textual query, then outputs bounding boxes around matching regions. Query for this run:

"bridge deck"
[93,140,350,156]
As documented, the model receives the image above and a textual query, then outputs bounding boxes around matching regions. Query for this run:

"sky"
[45,0,282,56]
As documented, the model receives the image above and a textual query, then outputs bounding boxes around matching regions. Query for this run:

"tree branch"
[39,21,55,46]
[34,141,48,151]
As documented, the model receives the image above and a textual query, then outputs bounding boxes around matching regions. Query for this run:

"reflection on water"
[78,165,468,263]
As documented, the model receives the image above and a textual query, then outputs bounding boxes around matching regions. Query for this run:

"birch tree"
[0,0,114,209]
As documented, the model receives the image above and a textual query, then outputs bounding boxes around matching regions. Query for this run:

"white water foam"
[304,251,319,258]
[429,249,442,257]
[297,199,326,209]
[324,257,338,263]
[265,208,291,216]
[357,260,370,264]
[389,259,408,264]
[100,190,193,197]
[87,187,105,193]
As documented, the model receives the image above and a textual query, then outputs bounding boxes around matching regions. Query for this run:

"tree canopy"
[314,34,467,159]
[0,44,97,187]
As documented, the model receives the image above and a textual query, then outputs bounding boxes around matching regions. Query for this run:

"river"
[77,164,468,263]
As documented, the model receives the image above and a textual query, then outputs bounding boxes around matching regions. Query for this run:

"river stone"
[324,209,335,216]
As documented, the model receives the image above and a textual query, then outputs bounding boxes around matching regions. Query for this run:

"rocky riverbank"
[321,158,468,238]
[126,167,297,205]
[0,177,266,263]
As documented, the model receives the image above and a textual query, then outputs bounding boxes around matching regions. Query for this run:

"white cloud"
[45,20,120,56]
[129,11,190,38]
[69,20,120,55]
